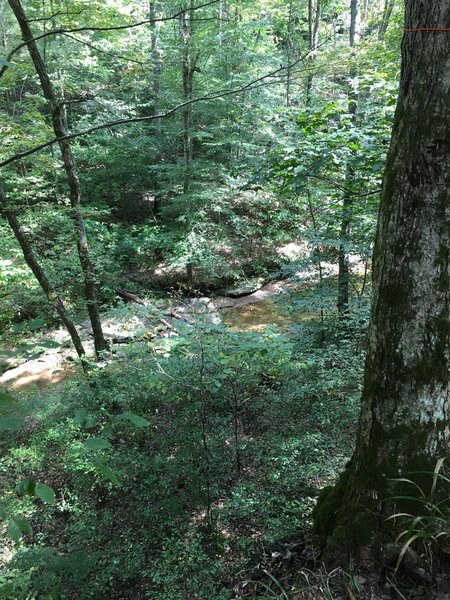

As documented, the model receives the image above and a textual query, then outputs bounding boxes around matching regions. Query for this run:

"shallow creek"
[0,277,319,391]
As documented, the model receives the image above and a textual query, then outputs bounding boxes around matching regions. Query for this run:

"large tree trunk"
[314,0,450,559]
[0,186,86,360]
[8,0,108,357]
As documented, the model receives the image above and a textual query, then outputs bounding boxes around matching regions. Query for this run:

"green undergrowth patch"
[0,294,367,599]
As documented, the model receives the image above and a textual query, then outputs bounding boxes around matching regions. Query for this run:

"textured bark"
[8,0,108,356]
[314,0,450,559]
[0,187,86,360]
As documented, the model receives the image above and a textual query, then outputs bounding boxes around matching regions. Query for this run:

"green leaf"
[7,518,22,542]
[16,478,36,496]
[0,392,15,406]
[0,57,11,67]
[29,318,45,331]
[37,340,61,349]
[91,456,121,486]
[95,462,121,486]
[35,483,56,504]
[7,516,32,541]
[118,411,150,428]
[74,408,88,426]
[85,416,98,429]
[0,417,24,430]
[14,515,33,536]
[84,437,111,450]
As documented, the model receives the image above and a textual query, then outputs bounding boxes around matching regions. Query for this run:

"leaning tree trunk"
[314,0,450,560]
[0,186,86,361]
[8,0,108,357]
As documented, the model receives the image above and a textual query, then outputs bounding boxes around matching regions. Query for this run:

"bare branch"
[26,9,86,23]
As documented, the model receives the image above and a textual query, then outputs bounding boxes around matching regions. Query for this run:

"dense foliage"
[1,0,405,597]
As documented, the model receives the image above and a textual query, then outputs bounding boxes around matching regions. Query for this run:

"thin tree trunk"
[8,0,108,356]
[378,0,395,40]
[149,2,161,152]
[149,1,162,214]
[314,0,450,560]
[305,0,321,107]
[285,0,293,107]
[0,186,86,360]
[180,4,195,195]
[180,1,197,287]
[307,191,325,344]
[337,0,360,318]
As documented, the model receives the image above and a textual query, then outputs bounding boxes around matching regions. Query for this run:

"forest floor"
[0,272,325,391]
[1,270,446,599]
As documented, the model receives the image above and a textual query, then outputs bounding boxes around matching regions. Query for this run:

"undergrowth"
[0,288,368,599]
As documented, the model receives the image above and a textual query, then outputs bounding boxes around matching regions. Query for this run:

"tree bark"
[8,0,108,357]
[180,2,196,195]
[314,0,450,559]
[0,186,86,360]
[285,0,293,107]
[149,1,162,214]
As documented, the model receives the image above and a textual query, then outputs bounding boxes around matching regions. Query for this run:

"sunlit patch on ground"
[0,355,72,391]
[223,299,317,332]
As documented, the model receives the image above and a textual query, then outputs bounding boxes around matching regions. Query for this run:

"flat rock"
[222,277,266,298]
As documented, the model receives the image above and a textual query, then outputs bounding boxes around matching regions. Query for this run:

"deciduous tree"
[314,0,450,558]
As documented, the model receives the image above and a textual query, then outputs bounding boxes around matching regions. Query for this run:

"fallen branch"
[116,288,148,306]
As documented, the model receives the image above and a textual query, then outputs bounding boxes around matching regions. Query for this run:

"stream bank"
[0,276,308,391]
[0,259,353,391]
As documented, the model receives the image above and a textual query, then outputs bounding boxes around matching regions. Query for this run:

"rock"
[212,297,237,309]
[182,297,222,324]
[80,315,150,338]
[222,277,266,298]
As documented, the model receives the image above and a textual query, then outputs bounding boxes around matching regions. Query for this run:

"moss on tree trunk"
[314,0,450,561]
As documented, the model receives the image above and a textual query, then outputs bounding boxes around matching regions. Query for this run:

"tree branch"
[26,9,86,23]
[0,42,332,170]
[61,32,145,65]
[0,0,221,78]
